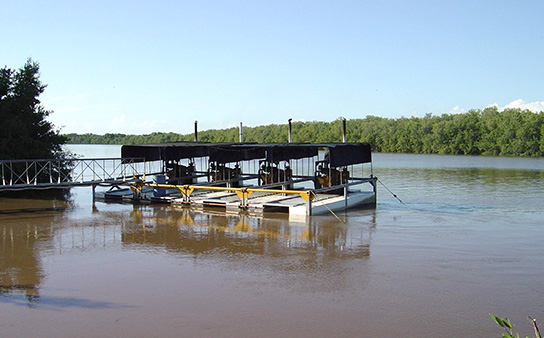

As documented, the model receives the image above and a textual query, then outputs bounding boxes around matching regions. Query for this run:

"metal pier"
[0,157,161,191]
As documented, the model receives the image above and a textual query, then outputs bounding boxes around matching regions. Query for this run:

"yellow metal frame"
[124,182,316,203]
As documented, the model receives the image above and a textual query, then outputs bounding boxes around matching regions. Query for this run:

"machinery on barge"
[98,142,376,216]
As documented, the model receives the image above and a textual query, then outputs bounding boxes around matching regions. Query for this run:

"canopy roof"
[121,142,371,166]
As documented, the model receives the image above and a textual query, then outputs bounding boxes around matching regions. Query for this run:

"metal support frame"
[126,182,316,206]
[0,157,161,191]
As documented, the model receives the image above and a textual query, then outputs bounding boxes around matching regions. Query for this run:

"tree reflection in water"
[0,198,71,306]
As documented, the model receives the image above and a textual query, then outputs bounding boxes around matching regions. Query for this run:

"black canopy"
[122,142,371,166]
[122,142,230,162]
[264,144,319,162]
[327,143,372,167]
[208,145,266,163]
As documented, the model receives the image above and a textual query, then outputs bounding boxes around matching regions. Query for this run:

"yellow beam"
[124,182,316,201]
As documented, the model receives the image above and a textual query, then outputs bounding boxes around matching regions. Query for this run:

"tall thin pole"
[342,118,347,143]
[288,118,292,143]
[239,122,243,143]
[194,120,198,142]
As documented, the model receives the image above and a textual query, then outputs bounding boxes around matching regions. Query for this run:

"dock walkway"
[0,157,161,191]
[1,142,377,216]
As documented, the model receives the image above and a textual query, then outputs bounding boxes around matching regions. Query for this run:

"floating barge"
[96,142,377,216]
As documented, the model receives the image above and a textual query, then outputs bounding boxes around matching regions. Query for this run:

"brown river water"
[1,145,543,337]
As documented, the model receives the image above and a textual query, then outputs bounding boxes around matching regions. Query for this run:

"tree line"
[2,59,542,159]
[65,107,544,157]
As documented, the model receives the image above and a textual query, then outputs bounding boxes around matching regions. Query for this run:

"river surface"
[1,145,543,337]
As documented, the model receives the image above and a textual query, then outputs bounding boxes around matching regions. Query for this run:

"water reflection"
[122,205,373,260]
[0,229,42,303]
[0,198,375,307]
[0,197,74,305]
[119,205,375,294]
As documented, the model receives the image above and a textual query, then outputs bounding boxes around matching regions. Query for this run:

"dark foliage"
[66,108,544,157]
[0,59,69,198]
[0,59,67,160]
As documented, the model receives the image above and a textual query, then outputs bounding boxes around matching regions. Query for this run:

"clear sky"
[2,0,543,135]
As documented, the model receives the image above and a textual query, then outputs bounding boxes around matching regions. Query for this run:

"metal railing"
[0,158,162,191]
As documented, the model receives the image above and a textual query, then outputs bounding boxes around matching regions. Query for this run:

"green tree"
[0,59,66,159]
[62,109,544,157]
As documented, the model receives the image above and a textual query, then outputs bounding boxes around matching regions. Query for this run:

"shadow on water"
[0,206,71,216]
[0,288,131,311]
[0,188,73,201]
[0,194,75,218]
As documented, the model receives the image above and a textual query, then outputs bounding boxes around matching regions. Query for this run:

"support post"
[288,118,292,143]
[344,186,348,209]
[194,120,198,142]
[342,118,347,143]
[239,122,243,143]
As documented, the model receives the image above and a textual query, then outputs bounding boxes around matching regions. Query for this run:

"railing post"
[121,159,125,181]
[344,185,348,208]
[0,157,153,190]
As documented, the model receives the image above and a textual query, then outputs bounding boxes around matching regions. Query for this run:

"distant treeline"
[65,107,544,157]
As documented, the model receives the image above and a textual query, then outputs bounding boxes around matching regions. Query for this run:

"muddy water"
[1,146,543,337]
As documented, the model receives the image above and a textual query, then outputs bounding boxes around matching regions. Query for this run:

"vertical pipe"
[239,122,243,143]
[344,185,348,208]
[194,120,198,142]
[342,118,347,143]
[288,118,293,143]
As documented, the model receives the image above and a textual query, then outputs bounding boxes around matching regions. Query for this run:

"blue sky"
[2,0,543,135]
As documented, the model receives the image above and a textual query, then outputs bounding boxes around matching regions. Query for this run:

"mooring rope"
[377,178,403,203]
[376,178,410,208]
[310,191,345,224]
